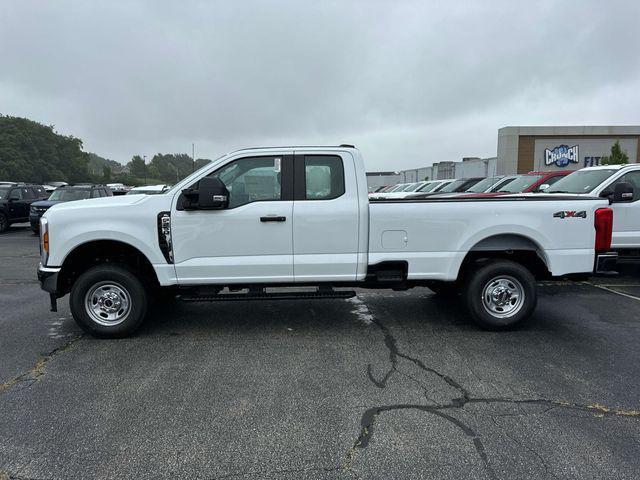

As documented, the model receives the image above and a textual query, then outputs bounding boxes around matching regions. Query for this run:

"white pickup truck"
[545,164,639,253]
[38,146,619,338]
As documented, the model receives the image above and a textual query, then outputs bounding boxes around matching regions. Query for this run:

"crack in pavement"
[489,416,561,480]
[343,296,640,478]
[0,336,82,396]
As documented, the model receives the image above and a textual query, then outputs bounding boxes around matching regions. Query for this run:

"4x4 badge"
[553,210,587,219]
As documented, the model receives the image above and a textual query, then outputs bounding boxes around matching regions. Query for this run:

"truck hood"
[44,193,154,214]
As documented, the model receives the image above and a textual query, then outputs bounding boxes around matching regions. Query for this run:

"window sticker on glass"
[274,157,281,173]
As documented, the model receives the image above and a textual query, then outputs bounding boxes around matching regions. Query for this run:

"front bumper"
[594,252,618,275]
[38,263,60,293]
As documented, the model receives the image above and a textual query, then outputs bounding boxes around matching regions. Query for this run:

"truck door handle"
[260,216,286,222]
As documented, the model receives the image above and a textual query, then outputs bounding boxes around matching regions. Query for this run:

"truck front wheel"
[70,264,148,338]
[463,260,537,330]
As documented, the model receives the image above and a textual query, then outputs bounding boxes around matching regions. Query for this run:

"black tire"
[70,264,148,338]
[463,260,537,330]
[427,281,460,297]
[0,213,8,233]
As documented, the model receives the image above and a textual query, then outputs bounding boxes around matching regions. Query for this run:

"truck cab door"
[608,170,640,249]
[292,152,361,282]
[171,155,294,284]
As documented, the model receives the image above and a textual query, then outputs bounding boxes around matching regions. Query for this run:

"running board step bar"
[179,288,356,302]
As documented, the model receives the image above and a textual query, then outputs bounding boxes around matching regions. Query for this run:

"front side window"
[303,156,344,200]
[91,189,102,198]
[209,156,282,208]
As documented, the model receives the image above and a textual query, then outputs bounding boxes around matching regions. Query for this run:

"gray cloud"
[1,0,639,170]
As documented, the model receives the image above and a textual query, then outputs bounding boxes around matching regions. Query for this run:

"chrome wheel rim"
[481,275,525,318]
[84,281,131,326]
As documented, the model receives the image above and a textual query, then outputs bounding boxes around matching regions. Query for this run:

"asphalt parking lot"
[1,225,640,480]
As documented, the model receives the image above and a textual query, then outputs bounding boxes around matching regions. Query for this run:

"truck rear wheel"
[70,264,148,338]
[463,260,537,330]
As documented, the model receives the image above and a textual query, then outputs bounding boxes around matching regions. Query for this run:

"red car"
[455,170,572,198]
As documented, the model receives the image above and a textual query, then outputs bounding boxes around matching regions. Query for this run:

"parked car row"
[370,170,571,200]
[0,181,174,234]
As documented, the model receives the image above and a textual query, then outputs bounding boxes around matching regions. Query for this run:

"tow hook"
[50,293,58,312]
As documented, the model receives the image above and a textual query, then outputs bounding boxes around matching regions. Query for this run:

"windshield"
[498,175,543,193]
[48,189,92,201]
[390,184,407,192]
[545,169,618,194]
[439,179,466,193]
[488,177,516,192]
[417,182,438,193]
[466,177,500,193]
[0,187,10,198]
[403,183,421,192]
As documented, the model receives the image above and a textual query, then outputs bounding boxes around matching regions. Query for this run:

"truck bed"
[368,195,607,280]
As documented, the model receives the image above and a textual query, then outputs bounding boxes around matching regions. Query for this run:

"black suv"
[0,183,49,233]
[29,184,113,233]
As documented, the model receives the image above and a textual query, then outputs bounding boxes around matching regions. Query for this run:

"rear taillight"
[594,207,613,252]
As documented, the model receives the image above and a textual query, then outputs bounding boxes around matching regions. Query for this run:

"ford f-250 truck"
[37,146,619,338]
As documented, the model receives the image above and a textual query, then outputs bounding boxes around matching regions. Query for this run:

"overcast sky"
[1,0,639,171]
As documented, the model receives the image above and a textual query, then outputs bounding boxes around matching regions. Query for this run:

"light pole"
[143,155,147,186]
[192,143,195,172]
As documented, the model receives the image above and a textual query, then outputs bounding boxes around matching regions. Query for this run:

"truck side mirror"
[612,181,634,203]
[181,177,229,210]
[537,183,550,192]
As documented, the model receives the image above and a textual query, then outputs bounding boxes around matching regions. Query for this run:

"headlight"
[40,217,49,265]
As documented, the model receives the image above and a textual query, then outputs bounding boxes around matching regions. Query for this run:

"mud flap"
[50,293,58,312]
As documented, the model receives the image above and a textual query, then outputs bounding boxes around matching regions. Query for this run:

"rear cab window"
[302,155,344,200]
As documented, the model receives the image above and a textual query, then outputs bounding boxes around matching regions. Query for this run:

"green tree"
[0,115,89,183]
[102,165,112,182]
[601,141,629,165]
[127,155,148,179]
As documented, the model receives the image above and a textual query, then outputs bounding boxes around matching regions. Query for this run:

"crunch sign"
[544,144,579,168]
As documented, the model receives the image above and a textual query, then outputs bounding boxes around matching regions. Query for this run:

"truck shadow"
[137,288,583,339]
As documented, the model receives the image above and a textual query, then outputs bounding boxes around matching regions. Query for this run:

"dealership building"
[496,125,640,175]
[366,125,640,188]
